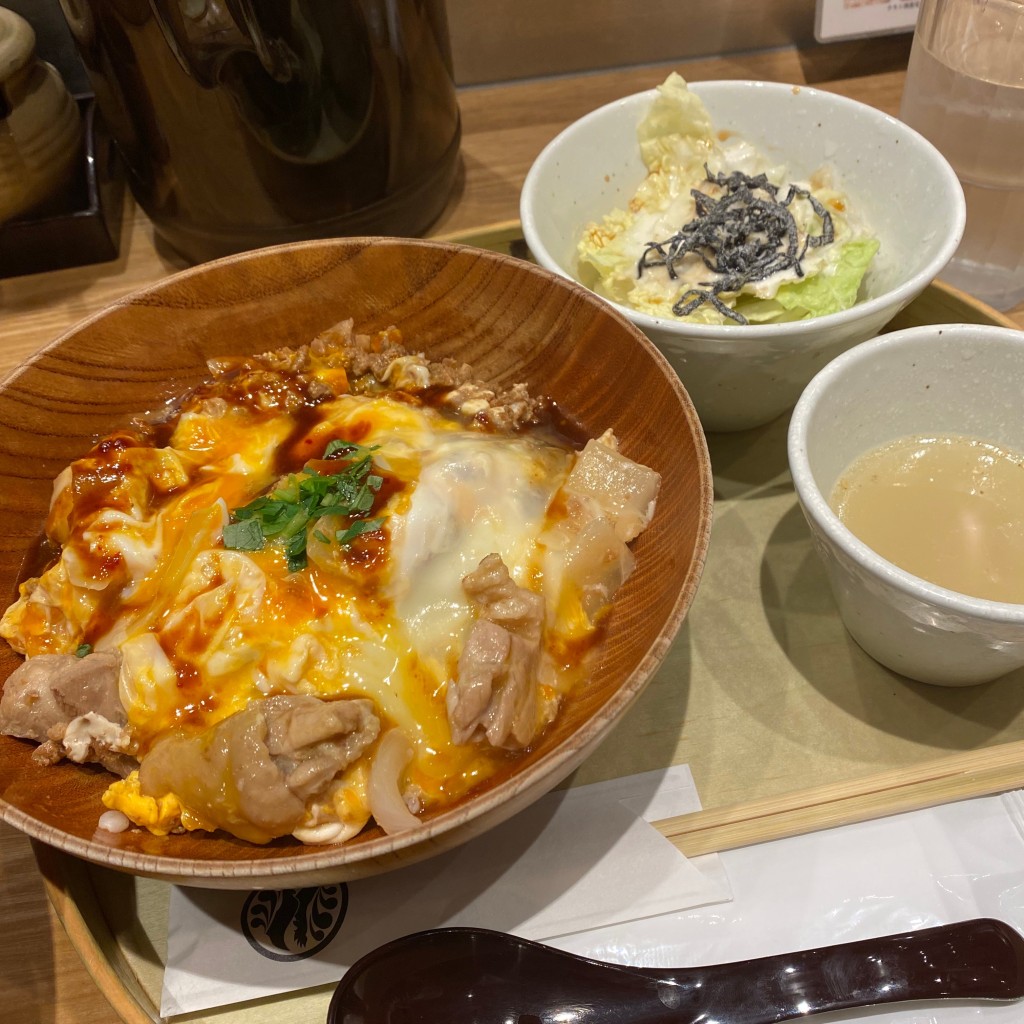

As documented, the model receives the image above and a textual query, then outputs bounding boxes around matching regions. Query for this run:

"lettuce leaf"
[637,73,713,171]
[735,238,881,324]
[577,73,880,327]
[579,75,715,304]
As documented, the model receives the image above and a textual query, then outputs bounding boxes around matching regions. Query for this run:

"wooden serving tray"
[36,221,1024,1024]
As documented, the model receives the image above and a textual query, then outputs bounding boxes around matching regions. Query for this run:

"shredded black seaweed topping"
[638,167,835,324]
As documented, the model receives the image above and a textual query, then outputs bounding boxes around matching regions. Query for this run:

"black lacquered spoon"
[327,918,1024,1023]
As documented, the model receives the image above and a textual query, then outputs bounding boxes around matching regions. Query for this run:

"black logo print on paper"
[241,884,349,961]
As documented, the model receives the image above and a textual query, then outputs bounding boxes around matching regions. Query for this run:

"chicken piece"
[447,620,511,740]
[0,652,134,775]
[443,380,543,430]
[137,695,380,844]
[447,553,545,749]
[308,319,542,429]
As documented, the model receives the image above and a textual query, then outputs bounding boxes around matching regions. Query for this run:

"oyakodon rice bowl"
[0,238,712,887]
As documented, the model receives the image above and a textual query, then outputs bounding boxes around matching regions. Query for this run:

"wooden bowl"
[0,238,712,887]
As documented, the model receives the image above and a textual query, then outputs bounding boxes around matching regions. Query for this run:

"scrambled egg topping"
[0,325,659,844]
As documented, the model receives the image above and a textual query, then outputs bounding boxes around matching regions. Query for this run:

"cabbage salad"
[577,74,879,326]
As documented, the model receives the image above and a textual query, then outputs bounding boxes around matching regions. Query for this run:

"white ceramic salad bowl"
[521,78,966,432]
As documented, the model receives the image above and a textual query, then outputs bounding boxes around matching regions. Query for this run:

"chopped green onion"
[336,517,385,547]
[222,519,265,551]
[223,443,385,571]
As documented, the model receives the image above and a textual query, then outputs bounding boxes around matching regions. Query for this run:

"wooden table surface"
[3,39,1024,1024]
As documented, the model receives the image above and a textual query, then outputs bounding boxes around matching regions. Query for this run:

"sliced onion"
[564,517,636,622]
[97,809,131,834]
[292,818,367,845]
[367,730,422,835]
[565,438,661,541]
[49,465,72,511]
[306,514,345,575]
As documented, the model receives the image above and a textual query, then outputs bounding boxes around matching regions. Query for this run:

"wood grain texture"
[0,237,713,887]
[32,840,157,1024]
[446,0,816,85]
[658,741,1024,857]
[446,3,914,87]
[23,227,1024,1024]
[1,46,1023,1024]
[0,821,122,1024]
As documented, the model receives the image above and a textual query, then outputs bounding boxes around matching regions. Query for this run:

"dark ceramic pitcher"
[58,0,461,262]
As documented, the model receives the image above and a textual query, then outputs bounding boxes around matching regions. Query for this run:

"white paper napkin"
[557,790,1024,1023]
[161,764,731,1016]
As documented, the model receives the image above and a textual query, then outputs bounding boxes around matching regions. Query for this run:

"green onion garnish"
[223,442,384,572]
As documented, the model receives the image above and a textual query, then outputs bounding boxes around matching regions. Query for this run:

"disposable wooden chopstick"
[654,739,1024,857]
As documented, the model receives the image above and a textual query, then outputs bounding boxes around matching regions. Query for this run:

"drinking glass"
[899,0,1024,310]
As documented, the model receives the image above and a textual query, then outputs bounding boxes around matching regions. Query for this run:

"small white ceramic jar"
[788,324,1024,687]
[0,6,82,224]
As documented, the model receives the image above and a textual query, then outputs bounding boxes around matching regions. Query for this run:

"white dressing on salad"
[577,74,879,326]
